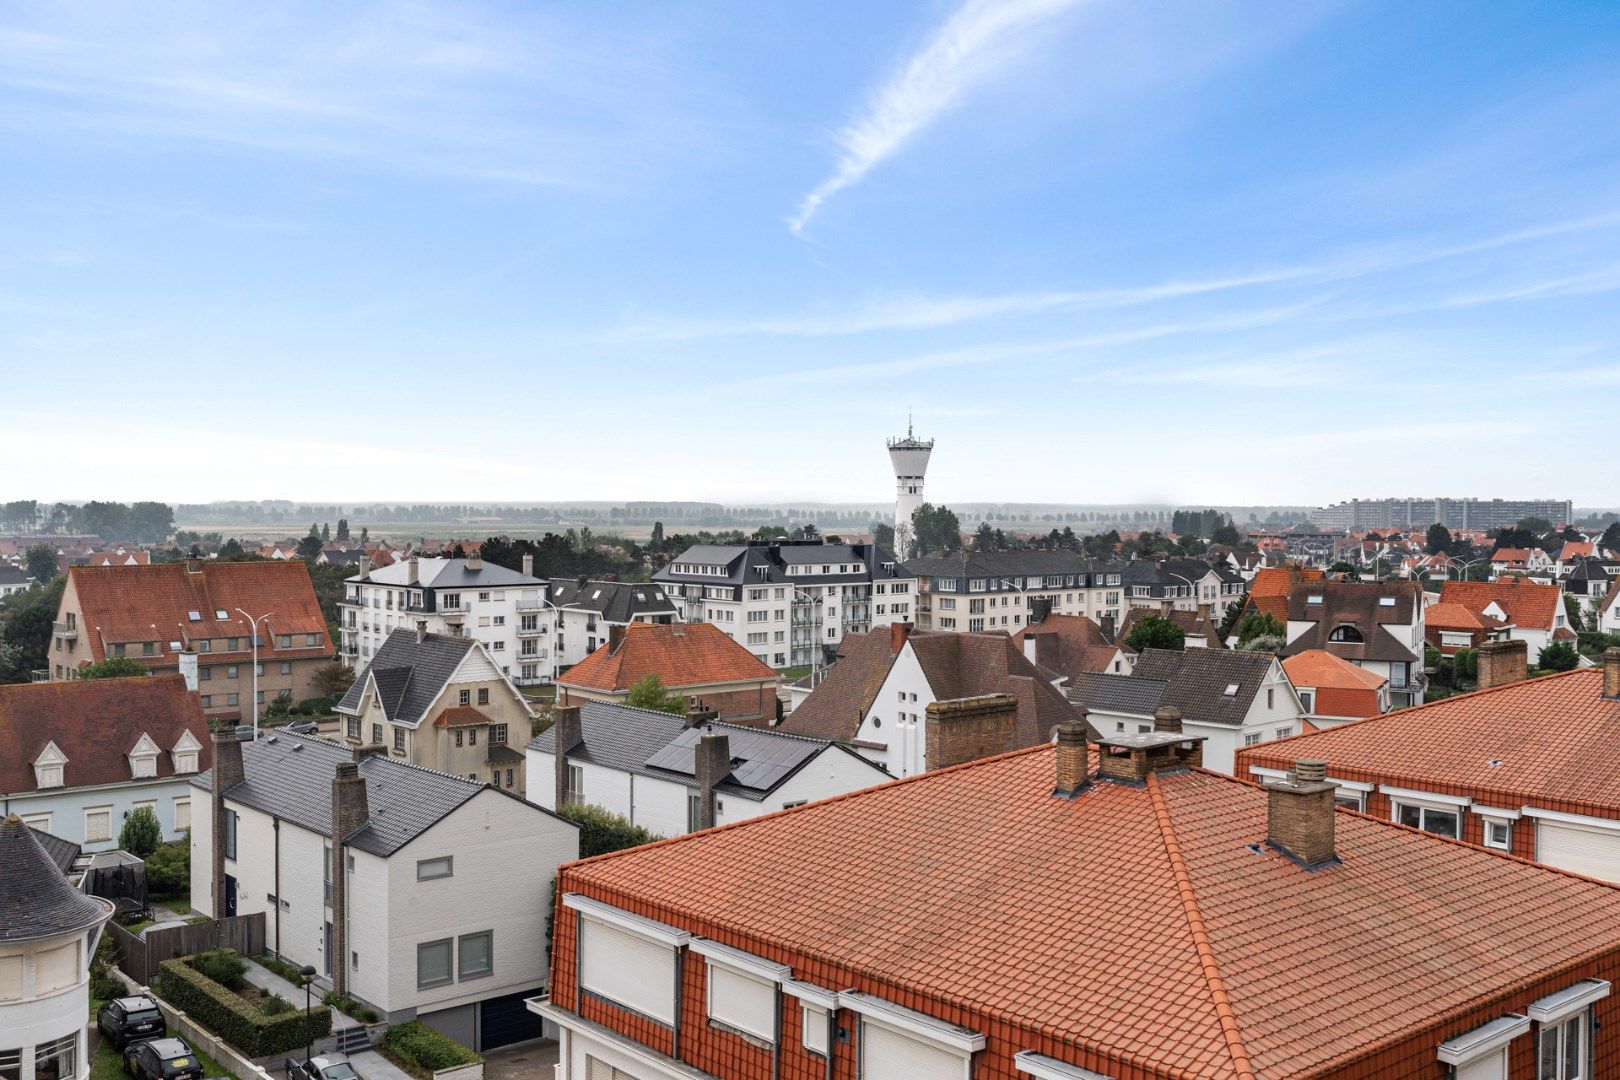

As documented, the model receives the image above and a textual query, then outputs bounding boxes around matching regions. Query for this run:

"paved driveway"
[481,1040,559,1080]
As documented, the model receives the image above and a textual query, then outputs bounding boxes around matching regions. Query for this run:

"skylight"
[187,610,202,622]
[1378,597,1396,607]
[1224,683,1240,696]
[215,609,229,620]
[1306,595,1323,605]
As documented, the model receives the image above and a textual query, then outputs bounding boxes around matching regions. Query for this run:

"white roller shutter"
[1537,820,1620,883]
[707,960,776,1041]
[861,1018,969,1080]
[34,942,78,994]
[1455,1049,1507,1080]
[578,916,677,1024]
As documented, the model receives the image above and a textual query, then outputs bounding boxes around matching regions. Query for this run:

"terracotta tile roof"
[1011,614,1125,678]
[1244,567,1323,623]
[1281,649,1385,691]
[1492,547,1531,562]
[1440,577,1561,631]
[558,622,777,692]
[434,705,493,727]
[1423,601,1505,631]
[66,561,333,664]
[1242,669,1620,820]
[0,675,210,794]
[1559,541,1595,561]
[564,745,1620,1078]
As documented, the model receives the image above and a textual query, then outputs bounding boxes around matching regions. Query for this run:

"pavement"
[241,960,360,1031]
[481,1041,559,1080]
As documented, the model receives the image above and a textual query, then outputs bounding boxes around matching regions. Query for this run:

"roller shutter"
[1455,1049,1507,1080]
[860,1018,967,1079]
[578,916,677,1024]
[707,961,776,1041]
[1536,819,1620,883]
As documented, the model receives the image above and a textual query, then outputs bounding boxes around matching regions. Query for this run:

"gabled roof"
[548,579,677,623]
[0,815,112,942]
[1281,649,1386,691]
[1440,577,1561,631]
[1065,671,1167,717]
[903,549,1110,580]
[774,629,905,739]
[1424,601,1507,632]
[353,557,544,589]
[335,629,478,725]
[0,675,209,795]
[1282,581,1421,662]
[0,565,32,586]
[1558,540,1594,561]
[1245,567,1327,624]
[1492,547,1532,562]
[558,622,777,692]
[1130,648,1280,727]
[564,745,1620,1079]
[529,700,883,801]
[1011,614,1126,678]
[1117,607,1228,648]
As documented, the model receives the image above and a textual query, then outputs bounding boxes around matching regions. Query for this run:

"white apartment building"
[340,554,555,686]
[546,579,679,670]
[905,551,1125,635]
[652,540,914,669]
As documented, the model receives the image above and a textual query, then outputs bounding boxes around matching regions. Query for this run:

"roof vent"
[291,744,303,752]
[1487,758,1503,767]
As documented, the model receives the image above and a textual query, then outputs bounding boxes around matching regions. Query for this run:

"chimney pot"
[1153,706,1183,733]
[1265,757,1338,868]
[415,619,428,644]
[1603,647,1620,701]
[1478,638,1528,689]
[1054,717,1089,797]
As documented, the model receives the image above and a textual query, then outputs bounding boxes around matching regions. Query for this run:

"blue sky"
[4,1,1619,508]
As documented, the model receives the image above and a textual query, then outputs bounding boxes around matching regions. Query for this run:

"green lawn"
[91,1039,230,1080]
[777,665,813,681]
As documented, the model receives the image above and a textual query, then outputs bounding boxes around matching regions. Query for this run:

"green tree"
[1,500,38,531]
[218,538,245,559]
[1210,522,1241,547]
[1564,594,1587,634]
[1425,523,1453,555]
[25,544,57,582]
[1600,521,1620,552]
[321,522,331,541]
[626,674,686,714]
[872,523,895,552]
[650,521,664,544]
[1124,614,1185,653]
[1233,611,1287,647]
[909,503,963,555]
[119,805,162,857]
[559,801,661,857]
[311,661,356,699]
[0,576,66,683]
[126,502,175,543]
[1216,600,1245,639]
[972,522,998,552]
[335,518,350,542]
[77,656,151,679]
[296,526,323,563]
[144,838,191,899]
[1537,641,1580,672]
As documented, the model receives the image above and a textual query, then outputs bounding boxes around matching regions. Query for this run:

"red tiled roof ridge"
[1146,771,1257,1080]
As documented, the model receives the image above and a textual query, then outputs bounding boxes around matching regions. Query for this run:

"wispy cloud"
[789,0,1083,234]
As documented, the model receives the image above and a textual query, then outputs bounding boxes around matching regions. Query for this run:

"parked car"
[97,995,167,1049]
[286,1054,361,1080]
[123,1037,204,1080]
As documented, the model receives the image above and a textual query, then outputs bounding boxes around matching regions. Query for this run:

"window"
[278,635,293,648]
[706,959,777,1042]
[34,941,78,994]
[1266,688,1274,709]
[455,730,464,747]
[1328,624,1364,643]
[281,661,292,675]
[85,806,112,843]
[459,689,471,706]
[490,724,508,744]
[577,913,679,1024]
[477,687,489,705]
[224,809,238,858]
[36,763,64,789]
[417,939,453,988]
[469,729,477,745]
[346,716,360,739]
[1274,726,1294,739]
[417,856,453,880]
[1538,1014,1585,1079]
[459,931,493,980]
[801,1002,831,1056]
[1298,690,1315,713]
[1397,803,1460,838]
[585,1057,637,1080]
[1243,733,1262,747]
[32,1033,77,1080]
[174,798,191,832]
[393,727,406,751]
[564,765,583,806]
[1332,790,1364,812]
[371,723,383,744]
[1484,820,1512,850]
[860,1017,971,1079]
[687,793,702,832]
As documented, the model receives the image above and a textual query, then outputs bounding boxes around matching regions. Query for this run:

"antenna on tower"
[907,408,913,439]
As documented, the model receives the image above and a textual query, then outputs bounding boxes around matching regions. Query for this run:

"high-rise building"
[887,422,934,558]
[1313,497,1573,532]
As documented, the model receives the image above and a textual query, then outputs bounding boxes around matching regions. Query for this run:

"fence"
[110,912,267,986]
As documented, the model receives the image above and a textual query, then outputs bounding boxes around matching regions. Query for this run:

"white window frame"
[839,990,984,1079]
[786,979,838,1057]
[1014,1051,1116,1080]
[693,938,787,1044]
[1437,1013,1529,1070]
[85,805,112,843]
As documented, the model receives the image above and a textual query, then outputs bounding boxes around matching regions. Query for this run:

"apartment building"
[546,579,679,670]
[190,729,578,1051]
[531,722,1620,1080]
[333,628,536,797]
[339,554,553,686]
[652,540,913,669]
[1314,496,1574,531]
[51,560,333,722]
[1120,557,1247,620]
[905,550,1124,634]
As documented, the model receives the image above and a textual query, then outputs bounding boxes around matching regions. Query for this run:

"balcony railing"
[517,625,545,637]
[52,621,77,640]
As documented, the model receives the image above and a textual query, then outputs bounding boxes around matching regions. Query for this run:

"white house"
[1602,583,1620,636]
[190,729,578,1052]
[1281,580,1428,708]
[0,815,115,1080]
[0,565,32,598]
[340,555,553,686]
[527,701,891,836]
[1438,578,1573,666]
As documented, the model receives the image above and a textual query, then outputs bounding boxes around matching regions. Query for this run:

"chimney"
[1053,716,1089,798]
[1478,638,1528,689]
[1022,633,1039,666]
[330,762,369,997]
[415,619,428,644]
[406,556,419,585]
[465,552,483,571]
[177,649,199,693]
[1265,759,1339,869]
[1099,613,1116,644]
[552,706,583,810]
[1153,706,1183,733]
[358,555,371,578]
[890,621,912,656]
[1030,596,1053,624]
[1603,647,1620,701]
[1094,730,1205,784]
[185,557,203,575]
[608,624,627,654]
[694,729,731,830]
[210,728,246,917]
[351,743,388,763]
[521,553,534,577]
[685,702,718,728]
[924,693,1020,771]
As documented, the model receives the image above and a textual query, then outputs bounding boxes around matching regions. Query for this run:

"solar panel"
[643,726,819,792]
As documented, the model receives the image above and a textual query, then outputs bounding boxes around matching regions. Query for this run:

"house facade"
[556,623,781,729]
[0,565,32,598]
[1439,577,1573,663]
[1120,557,1247,621]
[905,550,1125,636]
[190,729,578,1051]
[546,579,679,670]
[1281,649,1389,728]
[1282,580,1427,707]
[0,676,209,851]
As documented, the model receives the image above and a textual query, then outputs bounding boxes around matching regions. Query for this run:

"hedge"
[155,956,331,1057]
[558,801,660,858]
[382,1022,482,1077]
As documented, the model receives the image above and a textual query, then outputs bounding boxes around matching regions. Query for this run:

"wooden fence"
[111,912,267,986]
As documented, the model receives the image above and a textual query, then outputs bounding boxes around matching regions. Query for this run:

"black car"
[97,996,167,1049]
[123,1038,204,1080]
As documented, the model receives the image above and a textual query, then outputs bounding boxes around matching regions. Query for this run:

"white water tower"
[887,422,934,558]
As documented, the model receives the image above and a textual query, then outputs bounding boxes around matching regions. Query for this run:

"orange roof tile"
[434,705,493,727]
[1559,541,1594,561]
[1492,547,1531,561]
[564,743,1620,1078]
[558,621,777,692]
[1423,601,1504,631]
[1439,577,1561,630]
[1281,649,1386,691]
[1245,567,1324,623]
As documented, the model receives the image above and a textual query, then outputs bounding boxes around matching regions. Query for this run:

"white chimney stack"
[177,649,199,692]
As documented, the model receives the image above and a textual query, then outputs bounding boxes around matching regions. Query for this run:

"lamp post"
[299,964,318,1062]
[235,609,274,739]
[790,587,822,684]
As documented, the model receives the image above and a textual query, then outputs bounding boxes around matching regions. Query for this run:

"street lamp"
[1452,557,1488,582]
[235,609,274,739]
[789,587,823,685]
[299,964,318,1062]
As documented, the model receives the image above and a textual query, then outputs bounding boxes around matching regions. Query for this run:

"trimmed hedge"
[155,956,331,1057]
[558,801,659,858]
[382,1022,482,1076]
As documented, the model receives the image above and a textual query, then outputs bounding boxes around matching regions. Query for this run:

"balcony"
[52,621,77,640]
[438,607,466,621]
[1389,671,1429,696]
[515,600,548,614]
[517,624,546,637]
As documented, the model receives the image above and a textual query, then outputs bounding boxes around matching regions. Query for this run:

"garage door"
[479,988,546,1050]
[1537,820,1620,883]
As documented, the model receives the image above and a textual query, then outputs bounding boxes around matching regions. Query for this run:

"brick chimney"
[1603,647,1620,701]
[521,553,534,577]
[1153,706,1183,733]
[924,693,1019,771]
[1053,717,1089,798]
[608,624,627,654]
[1094,730,1205,784]
[1029,596,1053,624]
[209,728,245,918]
[1265,759,1339,869]
[890,621,912,656]
[330,762,369,996]
[1478,638,1528,689]
[694,729,732,830]
[552,706,583,809]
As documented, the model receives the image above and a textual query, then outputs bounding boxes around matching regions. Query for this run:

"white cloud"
[789,0,1084,234]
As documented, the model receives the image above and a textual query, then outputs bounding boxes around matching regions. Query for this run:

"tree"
[25,544,57,582]
[1124,615,1185,653]
[650,521,664,544]
[1600,521,1620,552]
[0,576,66,684]
[1564,594,1587,635]
[296,526,323,563]
[1211,522,1241,547]
[218,538,245,559]
[1233,611,1286,648]
[126,502,175,544]
[144,839,190,900]
[311,661,356,699]
[119,805,162,858]
[77,656,151,679]
[872,523,895,552]
[1537,641,1580,672]
[321,522,331,542]
[626,674,687,714]
[972,522,998,552]
[909,503,963,555]
[1,500,38,532]
[559,802,661,857]
[360,527,370,543]
[1425,523,1453,556]
[335,518,350,542]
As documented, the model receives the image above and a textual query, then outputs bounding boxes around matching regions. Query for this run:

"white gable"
[129,732,162,758]
[1482,601,1509,621]
[171,729,202,753]
[33,740,68,767]
[448,644,504,685]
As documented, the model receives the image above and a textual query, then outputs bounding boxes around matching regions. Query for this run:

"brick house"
[530,709,1620,1079]
[1281,648,1389,727]
[1241,645,1620,883]
[556,622,781,729]
[50,560,334,721]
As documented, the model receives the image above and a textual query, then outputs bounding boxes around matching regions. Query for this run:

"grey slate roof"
[352,557,546,589]
[549,579,678,623]
[528,700,881,801]
[1065,672,1169,717]
[653,540,912,589]
[336,629,476,725]
[191,730,502,856]
[1130,648,1279,727]
[28,826,82,874]
[0,565,32,586]
[904,550,1111,581]
[0,814,111,942]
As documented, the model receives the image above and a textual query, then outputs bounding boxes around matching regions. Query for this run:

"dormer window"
[1328,624,1365,643]
[33,741,67,789]
[129,733,161,779]
[172,730,202,774]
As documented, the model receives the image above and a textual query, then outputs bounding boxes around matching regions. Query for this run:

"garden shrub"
[155,957,330,1057]
[382,1022,482,1075]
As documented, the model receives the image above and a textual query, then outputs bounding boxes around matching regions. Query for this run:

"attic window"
[1328,624,1365,643]
[168,640,182,651]
[1224,683,1240,696]
[215,609,229,620]
[187,610,202,622]
[1306,595,1324,605]
[1378,597,1396,607]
